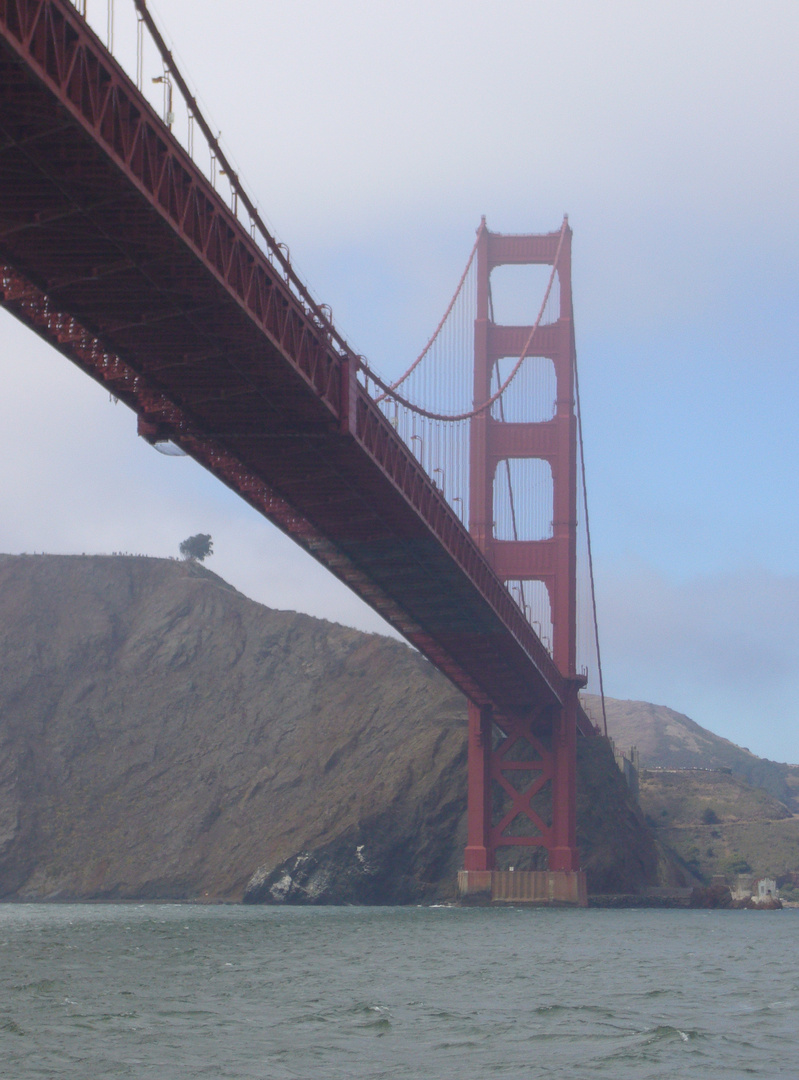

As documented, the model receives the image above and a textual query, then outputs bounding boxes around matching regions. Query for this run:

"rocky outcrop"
[0,553,678,902]
[243,735,684,904]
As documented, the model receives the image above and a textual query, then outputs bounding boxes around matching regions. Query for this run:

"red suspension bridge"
[0,0,607,905]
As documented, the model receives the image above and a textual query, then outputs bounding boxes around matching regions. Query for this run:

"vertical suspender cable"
[136,10,143,90]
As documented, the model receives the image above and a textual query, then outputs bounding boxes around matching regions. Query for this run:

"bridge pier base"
[457,869,587,907]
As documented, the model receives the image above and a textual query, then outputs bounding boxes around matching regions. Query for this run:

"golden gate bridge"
[0,0,608,905]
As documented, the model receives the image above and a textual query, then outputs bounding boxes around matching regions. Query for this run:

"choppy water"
[1,903,797,1079]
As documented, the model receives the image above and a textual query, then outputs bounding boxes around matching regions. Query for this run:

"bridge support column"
[460,218,587,905]
[464,702,491,872]
[549,682,580,872]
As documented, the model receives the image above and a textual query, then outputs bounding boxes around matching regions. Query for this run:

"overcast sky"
[2,0,798,761]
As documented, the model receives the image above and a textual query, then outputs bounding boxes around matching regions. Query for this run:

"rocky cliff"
[0,554,677,902]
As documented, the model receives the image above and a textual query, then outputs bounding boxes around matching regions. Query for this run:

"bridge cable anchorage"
[359,218,568,422]
[574,331,607,737]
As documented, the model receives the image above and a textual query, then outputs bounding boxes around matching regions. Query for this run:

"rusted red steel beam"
[0,0,568,714]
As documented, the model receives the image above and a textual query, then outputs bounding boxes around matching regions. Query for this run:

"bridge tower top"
[469,219,578,680]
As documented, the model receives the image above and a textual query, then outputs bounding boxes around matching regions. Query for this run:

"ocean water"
[1,903,797,1079]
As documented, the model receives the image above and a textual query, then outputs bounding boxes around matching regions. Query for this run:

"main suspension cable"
[374,224,483,404]
[574,330,607,737]
[130,0,352,356]
[362,218,568,422]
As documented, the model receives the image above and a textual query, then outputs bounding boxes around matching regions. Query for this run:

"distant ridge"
[584,694,799,811]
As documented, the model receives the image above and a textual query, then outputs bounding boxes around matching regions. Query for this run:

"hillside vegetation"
[638,769,799,883]
[0,554,676,902]
[581,694,799,885]
[641,769,791,827]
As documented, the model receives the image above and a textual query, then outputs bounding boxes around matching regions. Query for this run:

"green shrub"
[724,855,752,875]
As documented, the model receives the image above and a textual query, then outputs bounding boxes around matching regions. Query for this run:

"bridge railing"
[69,0,354,363]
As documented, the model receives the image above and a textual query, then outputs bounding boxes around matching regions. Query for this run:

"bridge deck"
[0,0,576,719]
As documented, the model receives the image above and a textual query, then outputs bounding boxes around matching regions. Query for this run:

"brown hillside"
[583,694,799,810]
[640,770,791,828]
[0,554,673,902]
[639,769,799,883]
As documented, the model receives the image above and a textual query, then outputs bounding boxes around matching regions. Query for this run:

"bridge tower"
[459,220,587,905]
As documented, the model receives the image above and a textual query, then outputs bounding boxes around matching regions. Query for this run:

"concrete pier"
[458,869,588,906]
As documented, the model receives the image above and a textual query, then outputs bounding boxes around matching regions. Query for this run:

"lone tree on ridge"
[179,534,213,562]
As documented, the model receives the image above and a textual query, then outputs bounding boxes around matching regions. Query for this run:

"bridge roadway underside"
[0,2,585,726]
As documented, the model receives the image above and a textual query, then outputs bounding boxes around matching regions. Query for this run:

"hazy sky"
[2,0,797,760]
